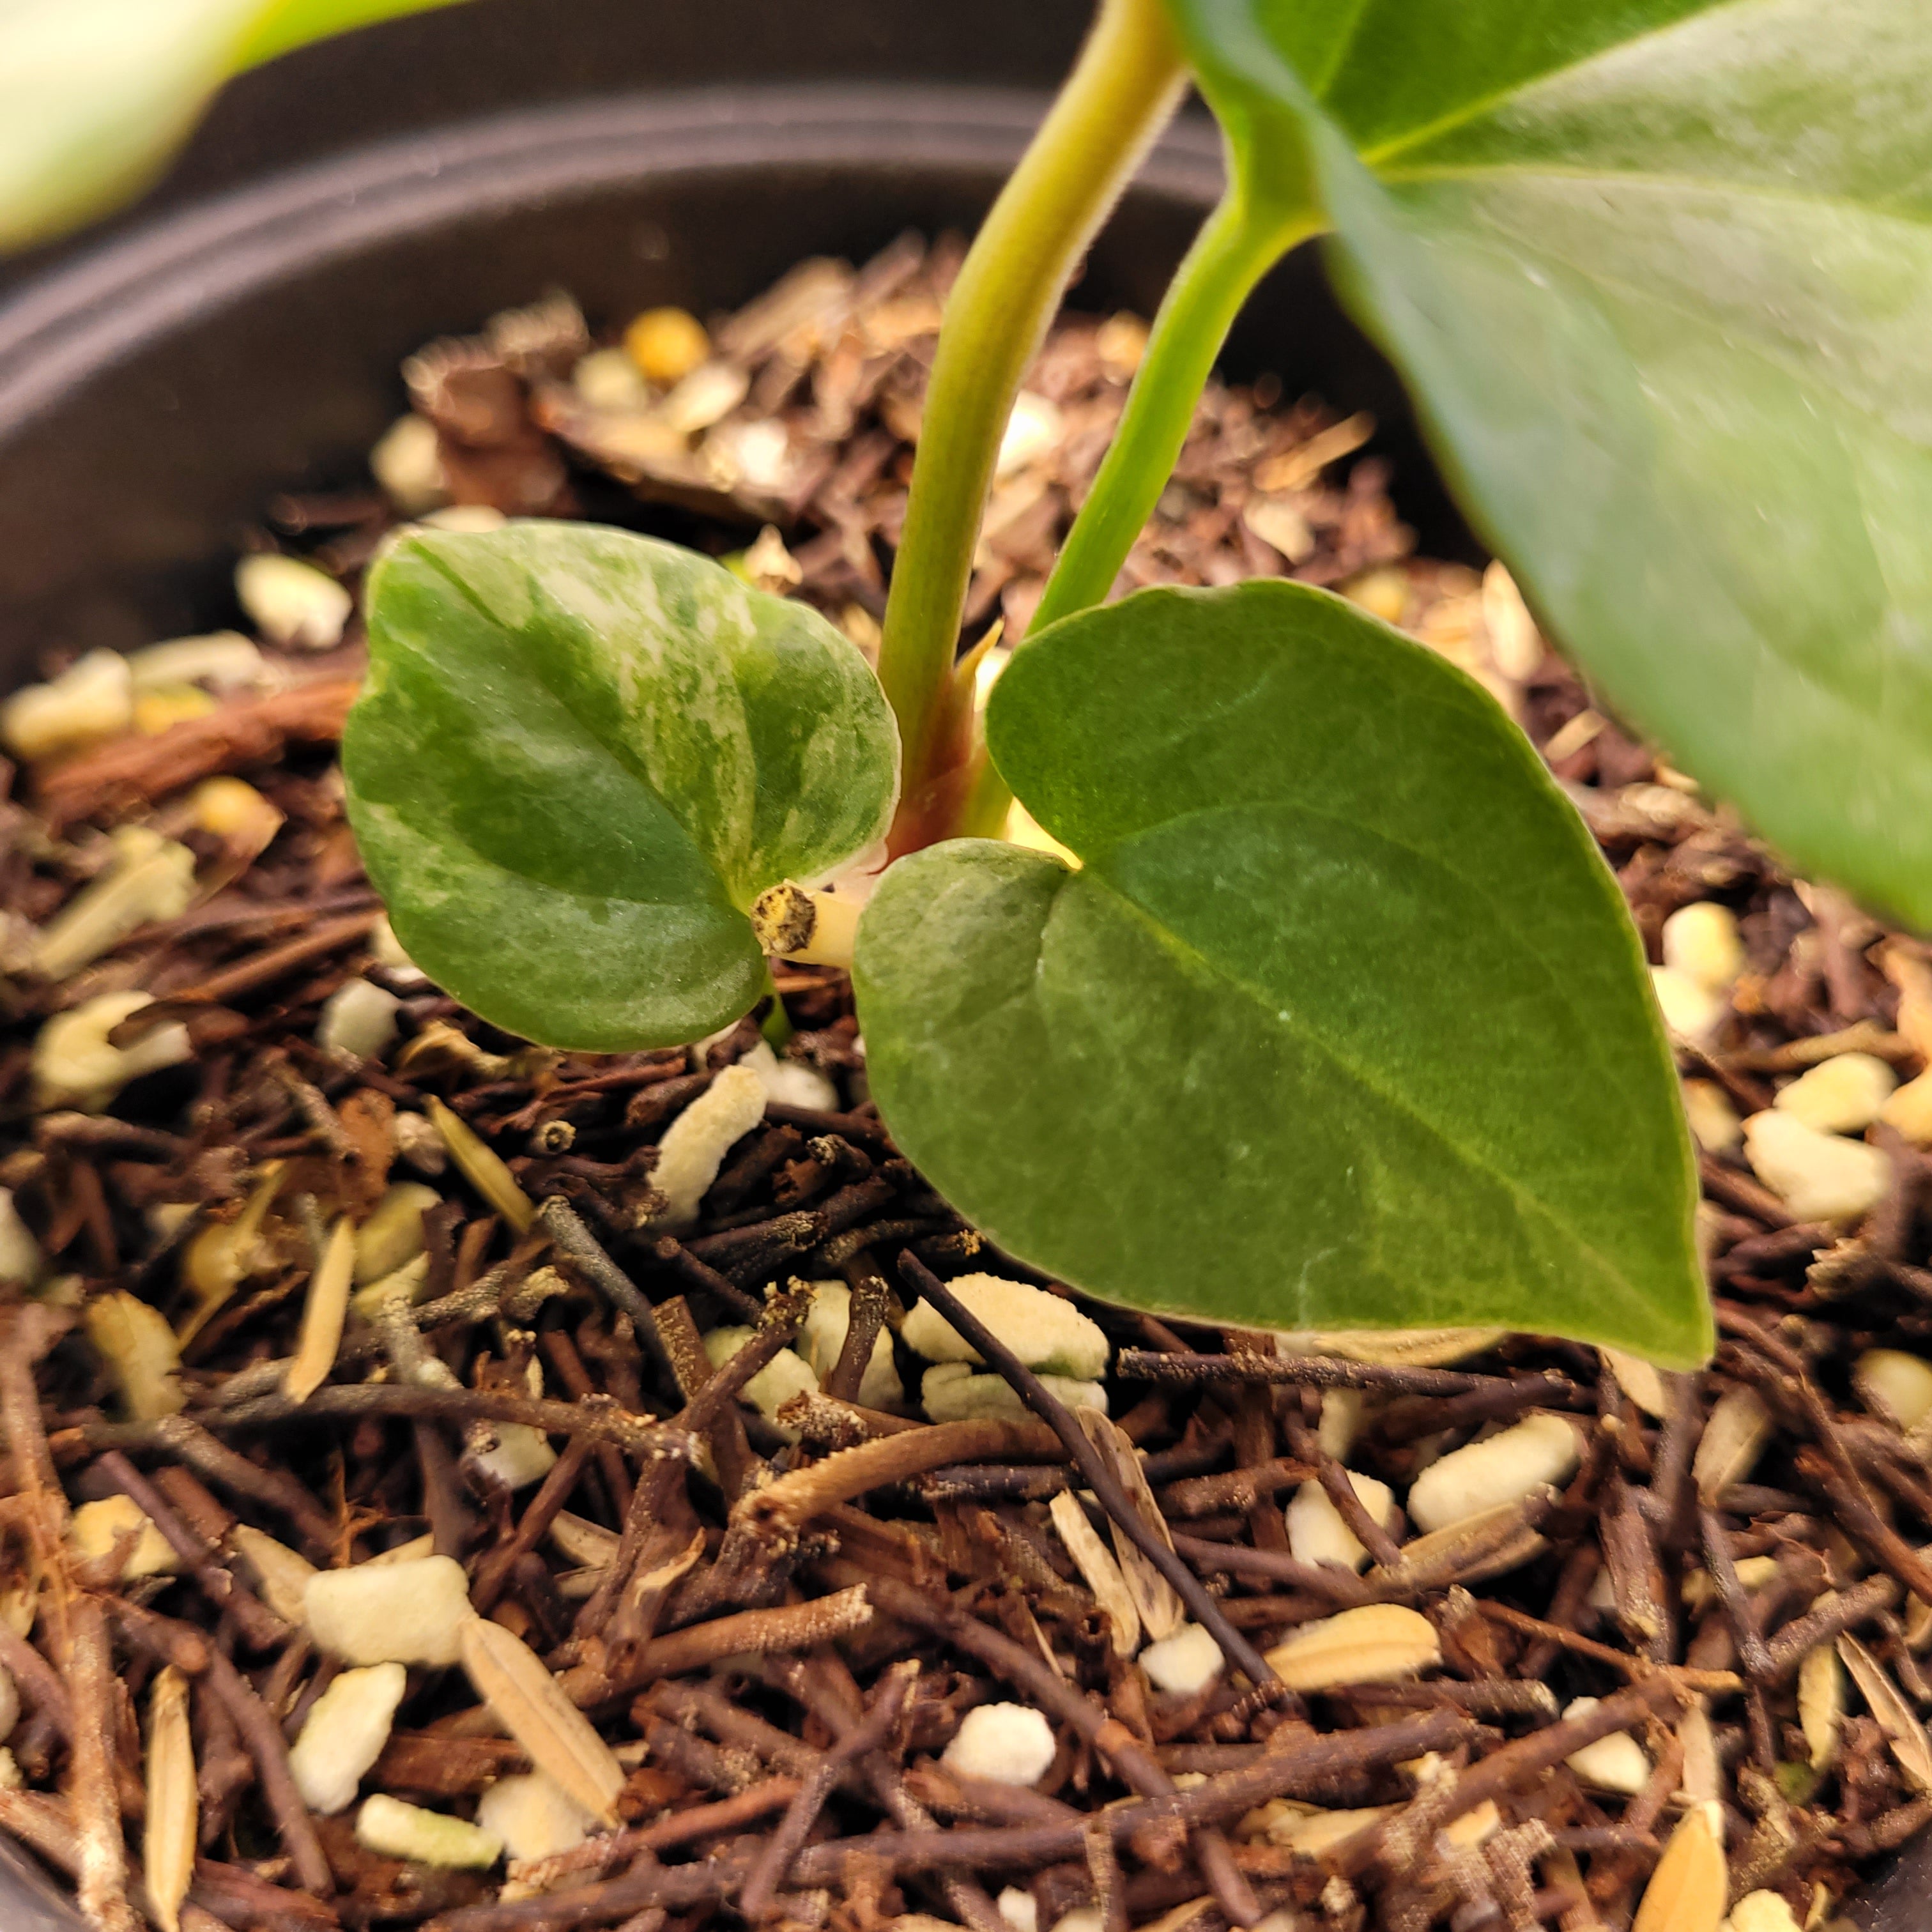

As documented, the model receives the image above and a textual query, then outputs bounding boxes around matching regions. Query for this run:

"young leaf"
[855,581,1708,1365]
[1163,0,1932,925]
[0,0,468,254]
[344,522,898,1051]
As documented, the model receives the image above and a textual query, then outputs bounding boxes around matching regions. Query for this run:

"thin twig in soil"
[898,1255,1283,1698]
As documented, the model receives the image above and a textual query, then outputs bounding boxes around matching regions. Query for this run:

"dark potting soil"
[0,234,1928,1932]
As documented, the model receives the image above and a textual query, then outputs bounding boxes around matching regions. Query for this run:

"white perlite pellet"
[229,1526,316,1625]
[921,1361,1107,1425]
[703,1328,820,1439]
[1,649,132,762]
[468,1423,559,1492]
[1650,965,1722,1045]
[236,554,351,650]
[33,827,195,981]
[1317,1388,1363,1459]
[1660,902,1744,995]
[34,991,192,1112]
[1285,1473,1397,1574]
[476,1771,597,1864]
[354,1183,442,1285]
[305,1554,471,1667]
[901,1273,1108,1380]
[288,1663,407,1814]
[1774,1052,1897,1135]
[1561,1698,1650,1795]
[370,415,448,514]
[1139,1623,1223,1696]
[652,1063,767,1230]
[739,1039,839,1112]
[1406,1414,1583,1535]
[796,1280,903,1411]
[371,916,429,986]
[1742,1110,1889,1223]
[1681,1078,1743,1156]
[1854,1349,1932,1432]
[940,1703,1056,1786]
[318,979,402,1061]
[1726,1890,1803,1932]
[127,631,264,694]
[997,1887,1038,1932]
[0,1188,41,1289]
[356,1794,502,1868]
[69,1496,180,1579]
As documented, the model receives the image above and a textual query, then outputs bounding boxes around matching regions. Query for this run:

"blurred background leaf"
[0,0,468,252]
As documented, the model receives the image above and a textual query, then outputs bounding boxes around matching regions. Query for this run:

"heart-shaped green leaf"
[344,521,898,1051]
[856,581,1708,1364]
[1163,0,1932,924]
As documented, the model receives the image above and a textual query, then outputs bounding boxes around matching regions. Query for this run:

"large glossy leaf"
[856,581,1708,1365]
[344,522,898,1051]
[0,0,466,252]
[1165,0,1932,925]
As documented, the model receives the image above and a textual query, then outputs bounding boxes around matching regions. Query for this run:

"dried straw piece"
[1048,1491,1141,1656]
[1838,1634,1932,1793]
[283,1217,356,1403]
[428,1095,535,1232]
[1632,1804,1726,1932]
[144,1666,197,1932]
[1692,1388,1773,1505]
[1372,1493,1551,1591]
[458,1613,625,1823]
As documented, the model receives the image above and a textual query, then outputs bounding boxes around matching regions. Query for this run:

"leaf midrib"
[1354,0,1754,167]
[1375,157,1932,229]
[1059,841,1671,1326]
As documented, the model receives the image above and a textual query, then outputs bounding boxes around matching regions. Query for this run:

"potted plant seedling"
[290,0,1918,1376]
[12,0,1924,1370]
[6,3,1932,1928]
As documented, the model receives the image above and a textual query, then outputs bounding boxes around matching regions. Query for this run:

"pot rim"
[0,83,1225,440]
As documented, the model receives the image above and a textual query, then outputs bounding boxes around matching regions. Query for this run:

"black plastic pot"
[0,4,1919,1927]
[0,0,1479,688]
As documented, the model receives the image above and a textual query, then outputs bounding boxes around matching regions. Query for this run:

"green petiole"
[963,193,1317,838]
[873,0,1185,855]
[1032,193,1319,638]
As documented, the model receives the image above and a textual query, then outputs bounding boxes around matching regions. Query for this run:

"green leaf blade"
[344,521,898,1052]
[1163,0,1932,924]
[857,581,1708,1364]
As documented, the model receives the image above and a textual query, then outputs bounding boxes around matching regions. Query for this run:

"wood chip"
[282,1217,356,1404]
[1047,1489,1140,1657]
[1838,1634,1932,1792]
[457,1613,624,1823]
[143,1666,196,1932]
[1074,1409,1184,1641]
[1676,1698,1722,1805]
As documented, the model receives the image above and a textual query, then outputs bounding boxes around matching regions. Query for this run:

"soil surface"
[1,238,1929,1932]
